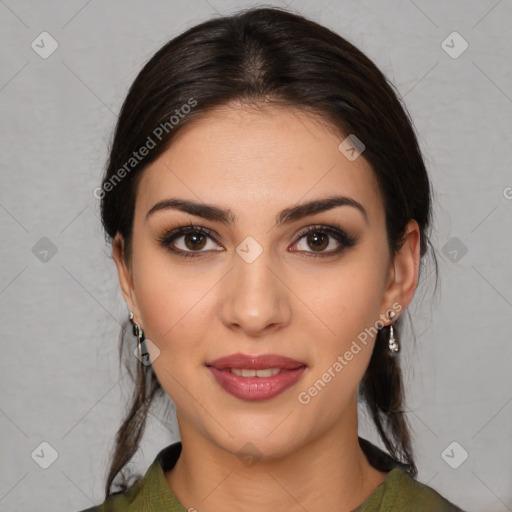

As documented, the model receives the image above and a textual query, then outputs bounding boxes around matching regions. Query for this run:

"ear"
[380,220,421,321]
[112,232,140,320]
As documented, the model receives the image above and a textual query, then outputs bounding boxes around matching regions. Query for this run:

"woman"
[81,6,464,511]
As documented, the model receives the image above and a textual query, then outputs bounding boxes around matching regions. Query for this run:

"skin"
[113,103,420,512]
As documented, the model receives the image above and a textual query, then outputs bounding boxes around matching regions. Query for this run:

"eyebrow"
[146,195,369,226]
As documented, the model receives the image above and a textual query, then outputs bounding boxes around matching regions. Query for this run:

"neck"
[165,399,388,512]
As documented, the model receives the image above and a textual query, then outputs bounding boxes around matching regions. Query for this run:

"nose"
[220,246,292,337]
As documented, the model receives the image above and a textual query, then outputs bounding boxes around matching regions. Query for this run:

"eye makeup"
[155,220,358,259]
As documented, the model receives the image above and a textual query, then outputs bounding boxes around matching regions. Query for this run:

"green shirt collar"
[96,440,462,511]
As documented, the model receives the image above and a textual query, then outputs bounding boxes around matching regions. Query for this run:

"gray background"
[1,0,511,510]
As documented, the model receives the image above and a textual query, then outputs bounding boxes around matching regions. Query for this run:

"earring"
[387,310,399,353]
[128,311,145,361]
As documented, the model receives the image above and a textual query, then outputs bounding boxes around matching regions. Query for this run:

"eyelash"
[156,221,357,259]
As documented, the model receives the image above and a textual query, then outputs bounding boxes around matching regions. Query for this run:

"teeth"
[230,368,281,377]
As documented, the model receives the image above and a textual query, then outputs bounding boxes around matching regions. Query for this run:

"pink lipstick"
[205,353,307,401]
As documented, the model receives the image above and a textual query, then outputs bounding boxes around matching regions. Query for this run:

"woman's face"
[114,104,419,460]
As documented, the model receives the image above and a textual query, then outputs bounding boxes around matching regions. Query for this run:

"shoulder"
[357,437,464,511]
[76,442,185,512]
[357,467,465,511]
[76,477,146,512]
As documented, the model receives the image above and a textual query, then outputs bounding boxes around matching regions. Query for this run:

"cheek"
[132,241,212,341]
[296,276,380,418]
[295,250,388,396]
[304,257,387,342]
[137,287,217,371]
[132,257,217,408]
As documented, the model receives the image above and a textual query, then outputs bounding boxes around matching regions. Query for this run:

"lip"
[205,353,308,401]
[206,353,307,370]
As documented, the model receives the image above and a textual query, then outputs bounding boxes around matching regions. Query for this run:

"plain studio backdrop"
[1,1,511,511]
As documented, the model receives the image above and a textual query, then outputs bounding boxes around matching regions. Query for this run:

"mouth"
[205,352,307,371]
[223,368,285,377]
[205,353,308,401]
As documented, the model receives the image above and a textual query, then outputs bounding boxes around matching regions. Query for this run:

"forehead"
[135,104,383,223]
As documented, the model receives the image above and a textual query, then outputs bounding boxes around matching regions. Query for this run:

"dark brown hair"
[99,5,436,498]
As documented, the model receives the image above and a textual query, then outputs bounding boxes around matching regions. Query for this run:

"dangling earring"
[387,310,399,353]
[128,311,145,361]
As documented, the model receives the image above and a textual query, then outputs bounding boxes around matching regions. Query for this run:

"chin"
[207,419,305,461]
[222,436,299,465]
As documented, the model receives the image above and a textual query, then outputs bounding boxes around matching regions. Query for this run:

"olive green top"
[79,440,464,511]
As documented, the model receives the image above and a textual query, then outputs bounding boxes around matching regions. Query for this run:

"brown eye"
[157,224,223,258]
[290,224,357,257]
[184,233,207,251]
[306,232,329,251]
